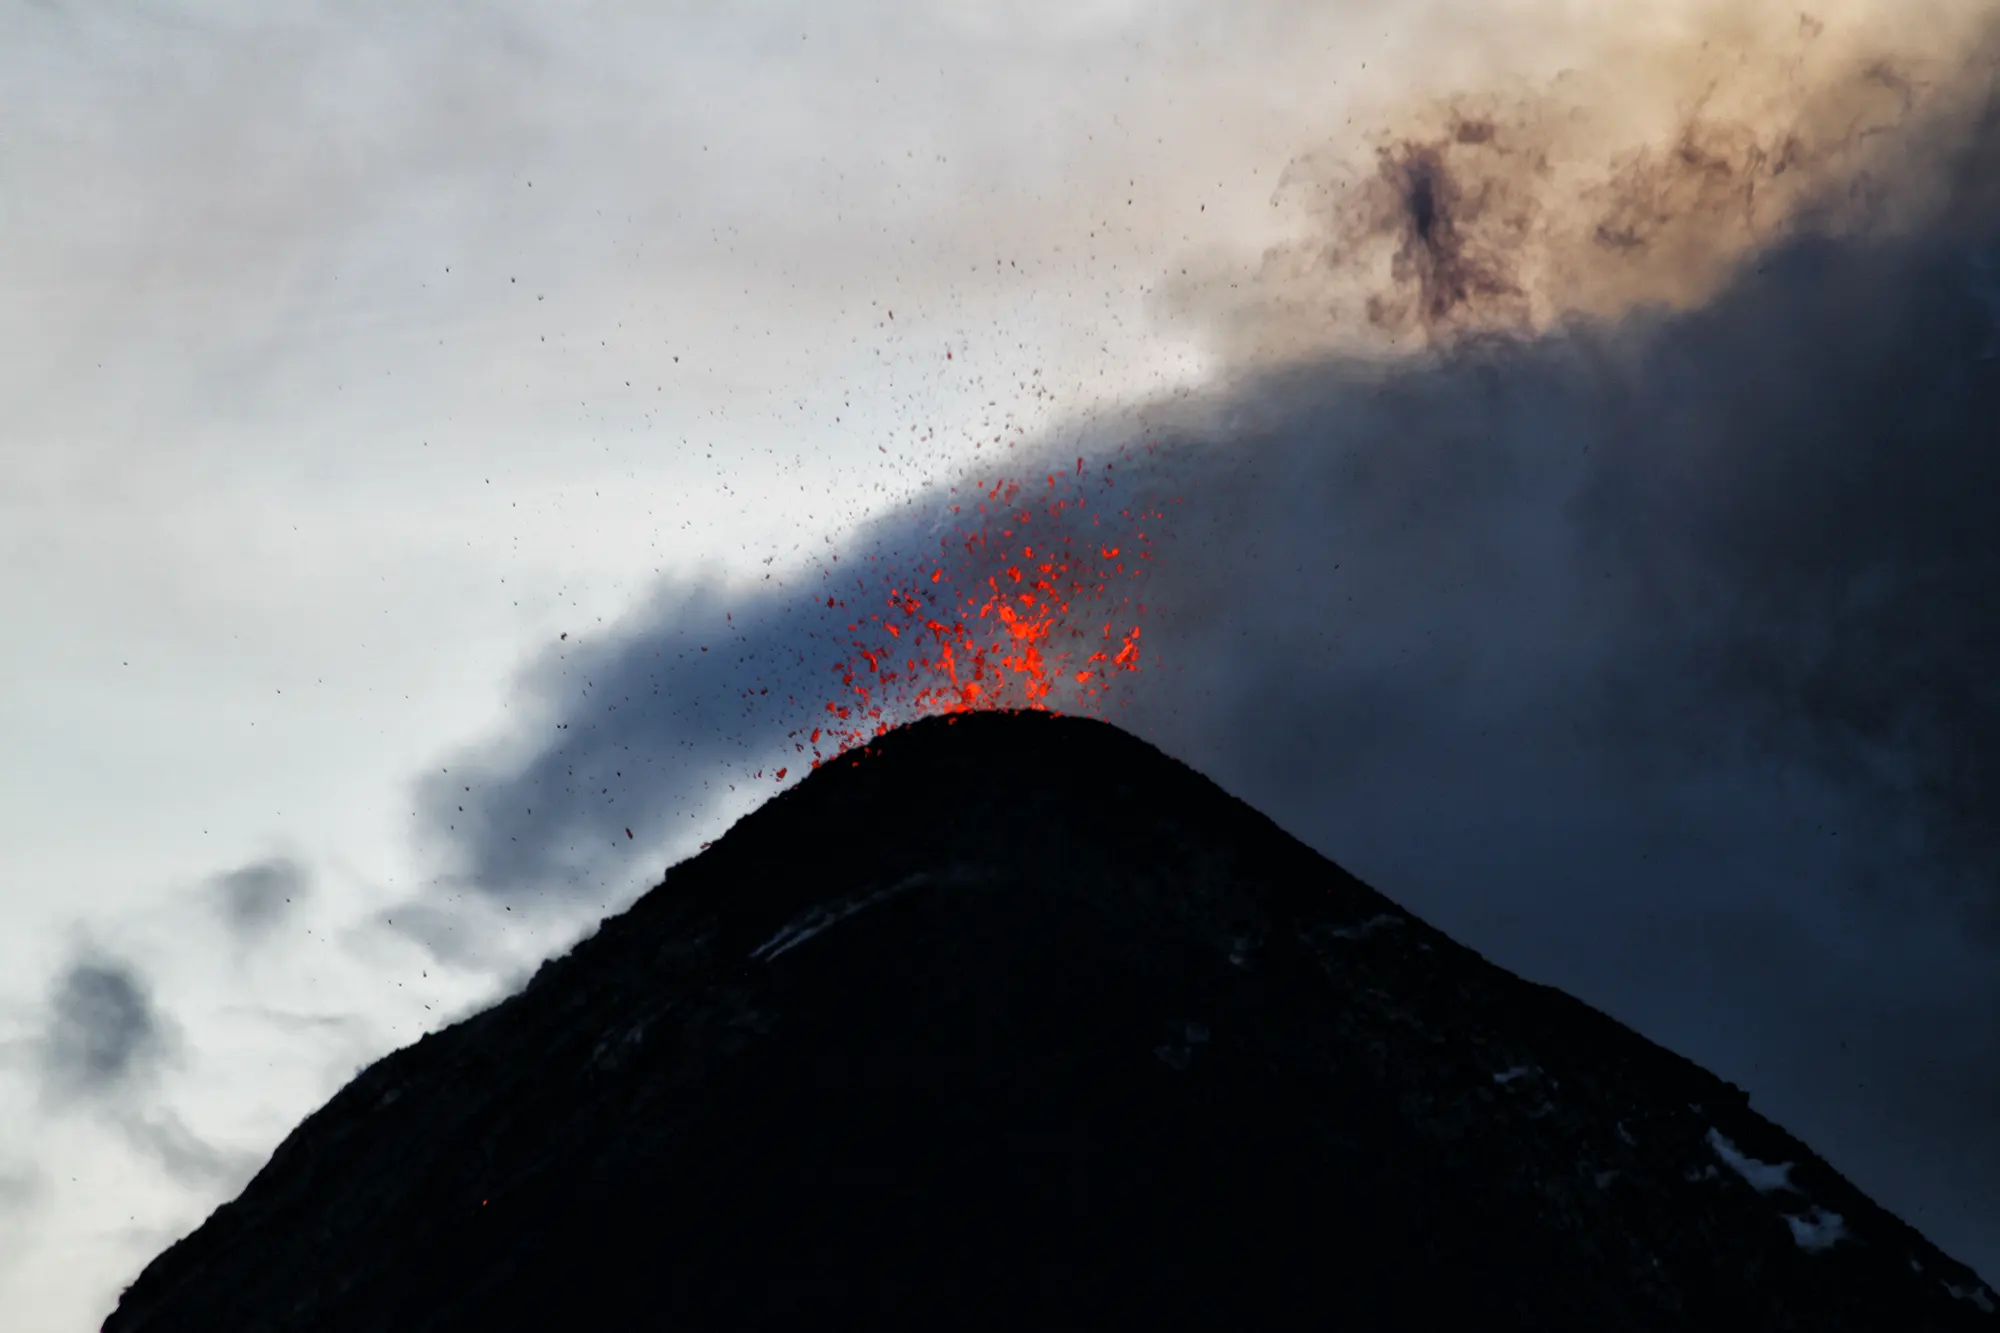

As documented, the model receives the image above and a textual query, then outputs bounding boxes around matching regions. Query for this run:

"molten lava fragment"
[795,452,1167,766]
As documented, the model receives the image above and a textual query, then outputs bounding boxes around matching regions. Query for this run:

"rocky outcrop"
[104,711,1997,1330]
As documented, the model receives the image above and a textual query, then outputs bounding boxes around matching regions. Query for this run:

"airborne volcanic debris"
[104,713,1995,1331]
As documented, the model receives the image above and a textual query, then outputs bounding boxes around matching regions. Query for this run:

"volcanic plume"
[404,5,2000,1285]
[105,713,1996,1331]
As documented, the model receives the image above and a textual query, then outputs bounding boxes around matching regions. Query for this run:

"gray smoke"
[39,959,167,1100]
[36,955,245,1187]
[212,857,309,937]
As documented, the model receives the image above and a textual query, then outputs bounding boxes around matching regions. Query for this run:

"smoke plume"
[423,3,2000,1281]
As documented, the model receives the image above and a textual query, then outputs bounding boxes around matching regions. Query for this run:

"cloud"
[409,8,2000,1282]
[115,1109,254,1190]
[374,899,510,970]
[33,952,249,1190]
[211,857,309,937]
[0,1166,42,1218]
[0,1164,45,1274]
[38,958,170,1101]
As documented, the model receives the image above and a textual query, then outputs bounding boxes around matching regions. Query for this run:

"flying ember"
[791,449,1164,768]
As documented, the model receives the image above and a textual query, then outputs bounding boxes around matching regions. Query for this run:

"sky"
[5,2,2000,1328]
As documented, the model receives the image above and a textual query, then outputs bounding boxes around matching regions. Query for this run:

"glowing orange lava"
[789,451,1164,768]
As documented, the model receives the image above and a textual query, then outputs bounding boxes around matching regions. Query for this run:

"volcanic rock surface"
[105,712,1996,1330]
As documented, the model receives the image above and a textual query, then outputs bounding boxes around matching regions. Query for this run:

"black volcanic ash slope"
[105,712,1996,1331]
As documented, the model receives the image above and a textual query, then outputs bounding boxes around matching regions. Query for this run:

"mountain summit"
[104,712,1996,1330]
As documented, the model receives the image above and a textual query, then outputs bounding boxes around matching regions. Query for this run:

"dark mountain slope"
[104,711,1996,1330]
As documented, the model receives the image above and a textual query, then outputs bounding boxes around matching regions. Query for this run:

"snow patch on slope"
[1707,1128,1854,1255]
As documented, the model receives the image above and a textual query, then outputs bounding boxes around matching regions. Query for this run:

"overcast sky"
[6,2,2000,1328]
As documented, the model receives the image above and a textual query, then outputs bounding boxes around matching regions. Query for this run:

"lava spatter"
[792,450,1164,767]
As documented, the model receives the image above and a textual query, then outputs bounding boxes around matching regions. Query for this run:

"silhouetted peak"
[106,712,1997,1331]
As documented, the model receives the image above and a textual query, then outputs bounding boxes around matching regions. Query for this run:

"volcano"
[104,712,1995,1330]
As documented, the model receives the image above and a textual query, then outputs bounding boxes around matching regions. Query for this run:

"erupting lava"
[794,450,1164,767]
